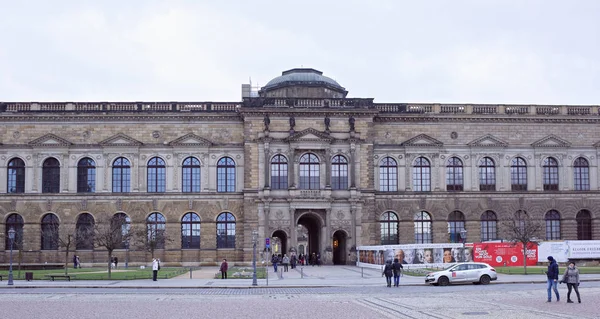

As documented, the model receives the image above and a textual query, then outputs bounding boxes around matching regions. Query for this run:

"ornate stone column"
[350,145,356,188]
[324,150,331,188]
[264,142,270,188]
[289,148,296,188]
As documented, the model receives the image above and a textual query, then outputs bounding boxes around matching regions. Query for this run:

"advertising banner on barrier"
[356,243,471,268]
[537,240,600,262]
[472,242,538,267]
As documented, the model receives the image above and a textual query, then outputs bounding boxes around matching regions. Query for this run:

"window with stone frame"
[544,210,561,240]
[478,157,496,191]
[480,211,497,241]
[413,157,431,192]
[182,157,201,193]
[542,157,559,191]
[42,157,60,193]
[380,211,399,245]
[270,154,288,189]
[447,211,465,243]
[299,153,320,190]
[414,211,432,243]
[77,157,96,193]
[181,212,201,249]
[76,213,95,250]
[574,157,590,191]
[379,157,397,192]
[446,157,464,191]
[216,212,236,248]
[41,213,59,250]
[112,213,131,249]
[576,210,592,240]
[510,157,527,191]
[112,157,131,193]
[7,158,25,193]
[147,157,166,193]
[217,157,236,192]
[147,212,166,249]
[5,213,24,249]
[331,155,349,190]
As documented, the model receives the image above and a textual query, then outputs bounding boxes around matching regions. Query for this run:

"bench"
[45,274,75,281]
[0,275,3,281]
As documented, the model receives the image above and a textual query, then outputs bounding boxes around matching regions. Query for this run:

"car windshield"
[444,264,457,271]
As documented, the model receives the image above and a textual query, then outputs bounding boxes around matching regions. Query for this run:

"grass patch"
[214,267,267,279]
[0,267,187,280]
[495,266,600,275]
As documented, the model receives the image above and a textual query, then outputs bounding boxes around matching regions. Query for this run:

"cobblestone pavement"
[1,284,598,319]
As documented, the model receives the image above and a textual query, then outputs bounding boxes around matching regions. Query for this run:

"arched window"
[5,213,24,249]
[413,157,431,192]
[299,153,320,190]
[380,212,399,245]
[147,157,166,193]
[112,157,131,193]
[217,157,236,192]
[42,158,60,193]
[147,212,166,249]
[331,155,348,190]
[76,213,94,250]
[448,211,465,243]
[379,157,397,192]
[41,213,59,250]
[77,158,96,193]
[7,158,25,193]
[216,212,236,248]
[479,157,496,191]
[576,210,592,240]
[181,212,201,249]
[510,157,527,191]
[446,157,463,191]
[545,210,561,240]
[574,157,590,191]
[480,211,497,241]
[111,213,131,249]
[270,155,288,189]
[515,210,528,233]
[543,157,559,191]
[414,211,432,244]
[182,157,201,193]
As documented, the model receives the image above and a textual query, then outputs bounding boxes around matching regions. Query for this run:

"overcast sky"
[1,1,598,104]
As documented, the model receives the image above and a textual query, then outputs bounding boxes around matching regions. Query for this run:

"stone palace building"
[1,68,599,265]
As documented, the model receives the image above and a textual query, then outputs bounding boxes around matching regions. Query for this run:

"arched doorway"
[332,230,347,265]
[272,230,287,255]
[297,212,322,258]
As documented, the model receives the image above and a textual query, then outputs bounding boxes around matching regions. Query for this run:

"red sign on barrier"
[473,242,538,267]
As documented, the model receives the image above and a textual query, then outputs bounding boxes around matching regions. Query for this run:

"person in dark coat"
[546,256,560,302]
[113,256,119,269]
[73,255,78,269]
[392,258,404,287]
[382,260,393,287]
[219,259,228,279]
[560,261,581,303]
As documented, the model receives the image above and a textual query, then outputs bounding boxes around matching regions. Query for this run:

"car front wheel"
[479,275,491,285]
[438,276,450,286]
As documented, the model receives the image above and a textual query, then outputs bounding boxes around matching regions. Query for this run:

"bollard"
[301,267,304,279]
[280,268,283,279]
[361,267,364,278]
[190,267,193,279]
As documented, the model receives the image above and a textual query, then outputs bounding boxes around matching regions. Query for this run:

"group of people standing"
[546,256,582,303]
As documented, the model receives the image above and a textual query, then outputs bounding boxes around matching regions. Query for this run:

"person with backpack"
[392,258,404,287]
[271,254,279,273]
[382,260,393,287]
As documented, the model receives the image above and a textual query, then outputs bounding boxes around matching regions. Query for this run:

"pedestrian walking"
[219,258,228,279]
[282,254,290,272]
[392,258,404,287]
[152,258,159,281]
[271,254,279,273]
[560,261,581,303]
[76,255,80,269]
[113,256,119,269]
[382,260,393,287]
[290,254,297,269]
[545,256,560,302]
[73,255,78,269]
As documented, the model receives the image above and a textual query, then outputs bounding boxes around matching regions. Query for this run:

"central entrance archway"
[332,230,347,265]
[271,230,288,255]
[296,210,324,258]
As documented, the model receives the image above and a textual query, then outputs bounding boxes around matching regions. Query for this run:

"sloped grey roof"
[262,68,345,91]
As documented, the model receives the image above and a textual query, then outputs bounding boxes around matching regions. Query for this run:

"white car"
[425,262,497,286]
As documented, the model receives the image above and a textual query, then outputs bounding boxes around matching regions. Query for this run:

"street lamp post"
[460,228,467,263]
[252,230,258,286]
[125,239,130,269]
[8,227,15,286]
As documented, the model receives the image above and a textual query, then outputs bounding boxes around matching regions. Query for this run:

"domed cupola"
[259,68,348,98]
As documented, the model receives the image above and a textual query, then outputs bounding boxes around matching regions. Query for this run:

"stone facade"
[1,69,599,265]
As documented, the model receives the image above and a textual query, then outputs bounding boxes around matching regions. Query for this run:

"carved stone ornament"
[450,132,458,139]
[397,155,403,159]
[276,210,284,220]
[440,155,445,159]
[152,131,161,138]
[236,155,241,159]
[13,131,20,139]
[385,132,391,139]
[0,156,5,160]
[82,131,90,139]
[71,155,76,160]
[336,211,345,220]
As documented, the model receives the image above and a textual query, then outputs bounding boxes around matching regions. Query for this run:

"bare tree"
[93,214,133,279]
[501,210,543,274]
[44,219,91,275]
[134,224,172,260]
